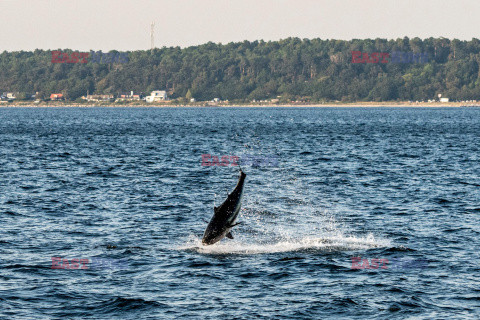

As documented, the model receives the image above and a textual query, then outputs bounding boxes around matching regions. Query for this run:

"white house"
[146,90,168,103]
[440,98,449,103]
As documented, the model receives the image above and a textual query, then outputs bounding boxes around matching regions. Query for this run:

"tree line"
[1,37,480,102]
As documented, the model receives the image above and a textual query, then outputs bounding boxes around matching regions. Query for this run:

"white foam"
[178,233,390,255]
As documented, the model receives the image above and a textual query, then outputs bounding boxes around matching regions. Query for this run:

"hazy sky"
[1,0,479,51]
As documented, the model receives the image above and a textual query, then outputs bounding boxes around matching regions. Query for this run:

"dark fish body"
[202,170,246,245]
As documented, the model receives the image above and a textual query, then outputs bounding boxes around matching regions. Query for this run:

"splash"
[186,154,392,255]
[178,233,390,255]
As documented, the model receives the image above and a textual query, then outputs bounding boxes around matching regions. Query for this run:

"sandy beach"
[1,101,478,108]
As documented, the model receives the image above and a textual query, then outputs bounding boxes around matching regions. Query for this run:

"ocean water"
[0,107,479,319]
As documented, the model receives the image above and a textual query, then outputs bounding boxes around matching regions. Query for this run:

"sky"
[1,0,479,51]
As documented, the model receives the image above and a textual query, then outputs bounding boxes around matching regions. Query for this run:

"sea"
[0,107,479,319]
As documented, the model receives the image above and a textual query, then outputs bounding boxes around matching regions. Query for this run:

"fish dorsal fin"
[226,232,234,239]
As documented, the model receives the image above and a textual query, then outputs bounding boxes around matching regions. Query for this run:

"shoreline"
[0,101,478,108]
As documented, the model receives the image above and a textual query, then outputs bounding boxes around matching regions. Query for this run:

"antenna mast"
[151,21,155,52]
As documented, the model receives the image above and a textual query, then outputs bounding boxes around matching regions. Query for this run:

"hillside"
[1,37,480,102]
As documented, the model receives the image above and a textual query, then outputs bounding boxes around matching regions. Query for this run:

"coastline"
[0,101,477,108]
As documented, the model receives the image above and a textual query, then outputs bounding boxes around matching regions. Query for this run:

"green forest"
[1,37,480,102]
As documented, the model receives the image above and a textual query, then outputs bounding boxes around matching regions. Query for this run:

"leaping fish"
[202,170,246,245]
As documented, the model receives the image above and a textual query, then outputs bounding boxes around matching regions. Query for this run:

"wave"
[73,297,167,314]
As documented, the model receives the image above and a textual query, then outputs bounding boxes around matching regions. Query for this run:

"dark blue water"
[1,107,479,319]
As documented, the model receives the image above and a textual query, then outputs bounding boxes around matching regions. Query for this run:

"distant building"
[5,92,16,100]
[440,98,449,103]
[146,90,168,103]
[117,91,143,101]
[84,94,114,102]
[50,93,64,101]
